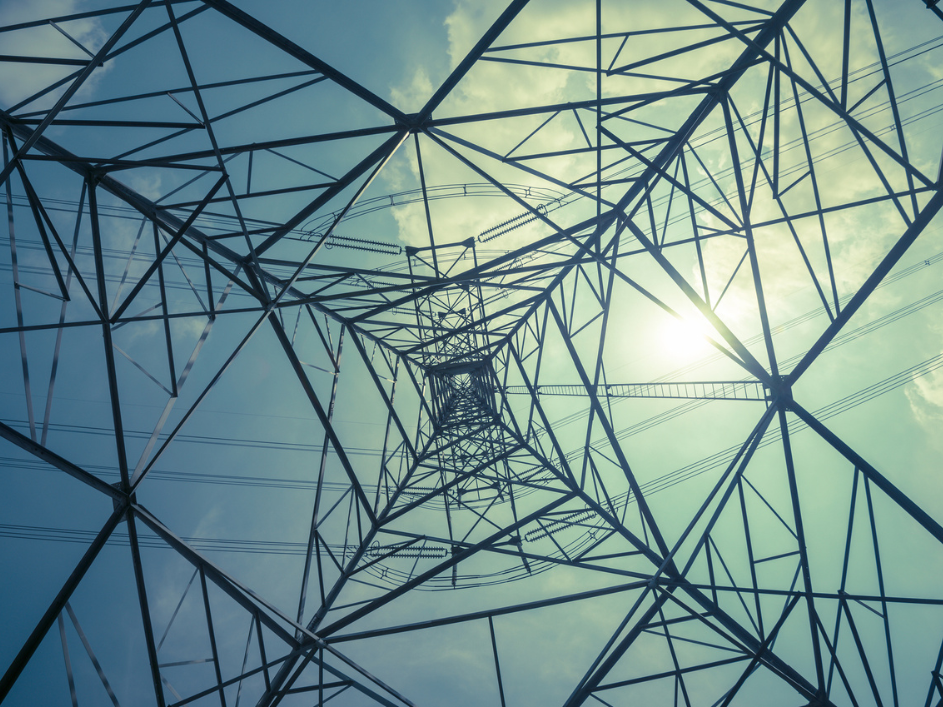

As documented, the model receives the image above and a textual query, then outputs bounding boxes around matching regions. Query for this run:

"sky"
[2,1,943,706]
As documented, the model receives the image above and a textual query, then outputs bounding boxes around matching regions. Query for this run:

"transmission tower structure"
[3,1,943,706]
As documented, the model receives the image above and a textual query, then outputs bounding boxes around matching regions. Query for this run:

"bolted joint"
[399,112,428,133]
[766,375,793,404]
[111,482,131,517]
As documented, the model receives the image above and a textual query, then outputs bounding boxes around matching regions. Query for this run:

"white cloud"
[906,359,943,431]
[128,171,163,202]
[383,1,606,250]
[390,67,435,121]
[0,0,109,111]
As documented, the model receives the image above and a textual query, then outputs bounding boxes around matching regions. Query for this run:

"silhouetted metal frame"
[1,0,942,705]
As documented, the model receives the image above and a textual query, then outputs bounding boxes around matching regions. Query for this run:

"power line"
[4,350,940,544]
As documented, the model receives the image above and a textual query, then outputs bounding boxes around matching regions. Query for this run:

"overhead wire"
[2,32,942,569]
[1,244,939,497]
[3,347,941,557]
[543,245,943,435]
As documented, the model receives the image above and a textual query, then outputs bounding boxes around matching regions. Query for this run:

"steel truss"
[2,0,943,705]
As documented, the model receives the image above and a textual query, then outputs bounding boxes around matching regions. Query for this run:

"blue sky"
[3,1,943,706]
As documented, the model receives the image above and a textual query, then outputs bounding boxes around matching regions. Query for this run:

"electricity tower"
[2,1,943,705]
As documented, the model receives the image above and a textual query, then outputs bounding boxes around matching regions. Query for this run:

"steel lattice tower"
[3,1,943,705]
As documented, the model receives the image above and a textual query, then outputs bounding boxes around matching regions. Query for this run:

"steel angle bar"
[5,148,70,300]
[839,595,887,706]
[87,182,132,485]
[132,504,300,648]
[17,118,201,129]
[268,317,378,526]
[417,0,529,123]
[517,389,823,702]
[0,112,395,358]
[597,656,752,693]
[0,0,151,187]
[130,130,402,487]
[785,400,943,546]
[159,180,336,209]
[546,298,673,559]
[428,86,707,130]
[412,135,440,272]
[0,505,126,702]
[109,173,229,322]
[125,510,166,707]
[3,134,38,442]
[255,129,408,265]
[719,96,782,380]
[56,613,78,707]
[156,569,199,654]
[41,181,86,446]
[297,327,345,629]
[200,0,406,122]
[195,567,226,707]
[345,325,418,463]
[232,616,256,706]
[488,616,508,707]
[0,55,88,67]
[690,0,935,190]
[598,125,741,230]
[777,406,827,693]
[861,475,900,704]
[18,154,222,172]
[788,188,943,382]
[127,124,400,165]
[133,504,415,707]
[427,127,610,211]
[109,218,149,314]
[1,3,192,33]
[327,579,650,645]
[63,603,122,707]
[317,491,576,637]
[0,420,126,501]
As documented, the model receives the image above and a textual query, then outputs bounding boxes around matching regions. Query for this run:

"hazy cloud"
[0,0,108,111]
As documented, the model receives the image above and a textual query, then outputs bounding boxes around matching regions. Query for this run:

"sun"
[659,315,717,359]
